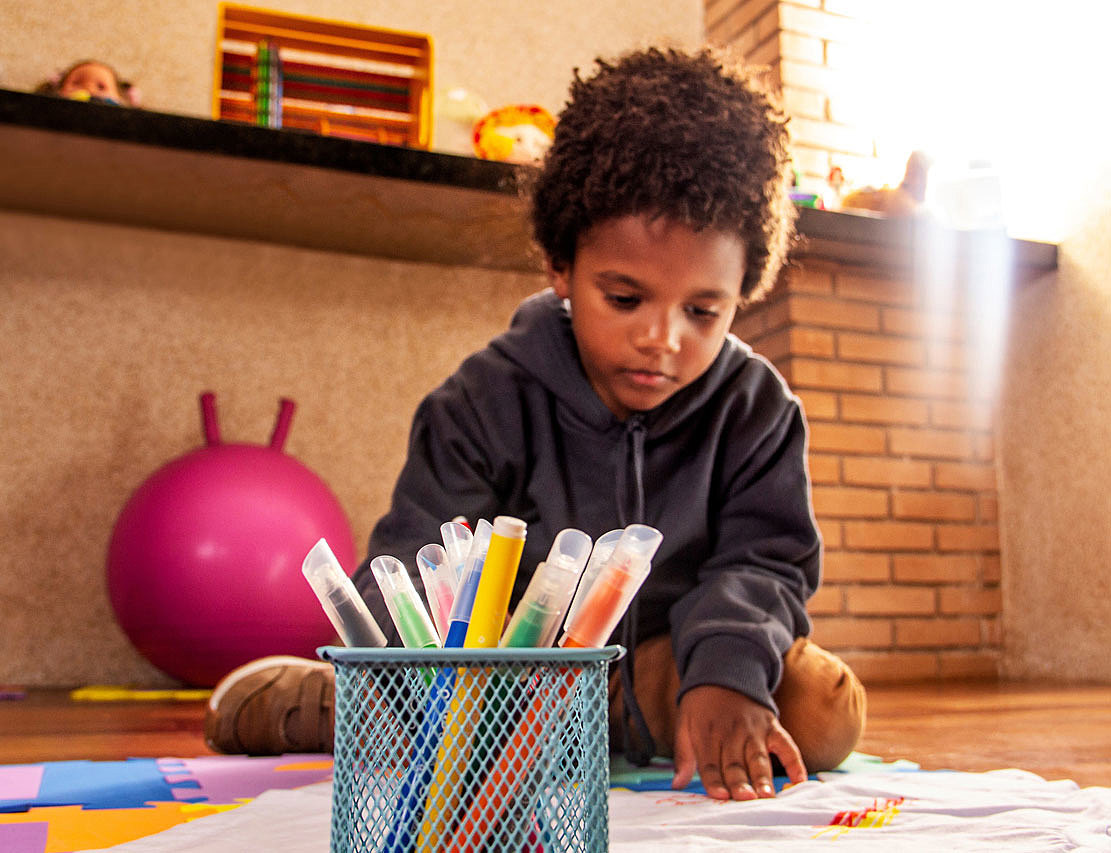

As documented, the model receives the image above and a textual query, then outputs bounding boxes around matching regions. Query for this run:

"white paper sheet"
[89,769,1111,852]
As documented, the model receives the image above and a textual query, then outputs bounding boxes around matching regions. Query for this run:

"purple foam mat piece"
[0,821,48,853]
[157,755,333,804]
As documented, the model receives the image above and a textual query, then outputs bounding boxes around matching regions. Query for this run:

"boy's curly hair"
[530,47,795,303]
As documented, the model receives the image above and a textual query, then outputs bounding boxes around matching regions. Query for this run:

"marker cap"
[560,524,662,648]
[370,555,441,649]
[301,538,387,648]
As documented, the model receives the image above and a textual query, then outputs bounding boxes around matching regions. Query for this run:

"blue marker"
[383,519,491,853]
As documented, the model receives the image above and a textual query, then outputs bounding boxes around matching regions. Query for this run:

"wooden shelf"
[0,88,1057,277]
[0,88,536,272]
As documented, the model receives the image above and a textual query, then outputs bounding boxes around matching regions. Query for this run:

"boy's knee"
[774,638,866,771]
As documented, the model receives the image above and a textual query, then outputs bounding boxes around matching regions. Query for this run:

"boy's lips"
[622,368,673,388]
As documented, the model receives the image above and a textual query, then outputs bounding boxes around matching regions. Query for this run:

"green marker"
[500,528,593,648]
[370,555,440,651]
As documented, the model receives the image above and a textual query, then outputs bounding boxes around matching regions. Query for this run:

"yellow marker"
[418,515,526,851]
[464,516,527,647]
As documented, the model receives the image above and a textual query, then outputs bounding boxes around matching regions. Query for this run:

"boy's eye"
[605,293,641,310]
[687,304,720,320]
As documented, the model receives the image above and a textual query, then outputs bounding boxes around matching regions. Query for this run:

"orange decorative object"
[473,104,555,163]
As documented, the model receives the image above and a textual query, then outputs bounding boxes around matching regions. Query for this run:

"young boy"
[205,47,865,801]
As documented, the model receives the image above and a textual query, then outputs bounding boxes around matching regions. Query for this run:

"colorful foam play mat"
[2,753,1110,851]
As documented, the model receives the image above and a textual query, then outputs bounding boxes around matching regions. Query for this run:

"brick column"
[711,1,1003,682]
[734,252,1003,683]
[706,0,882,194]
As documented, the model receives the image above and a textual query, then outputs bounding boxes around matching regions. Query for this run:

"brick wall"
[734,258,1002,683]
[705,0,883,194]
[707,0,1003,684]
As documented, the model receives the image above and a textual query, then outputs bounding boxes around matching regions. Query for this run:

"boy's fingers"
[670,719,696,790]
[721,727,757,800]
[684,725,731,800]
[698,756,730,800]
[769,725,808,784]
[742,737,776,798]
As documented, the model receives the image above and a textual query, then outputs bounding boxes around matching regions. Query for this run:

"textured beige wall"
[1,210,544,685]
[0,0,702,134]
[0,1,702,686]
[997,164,1111,680]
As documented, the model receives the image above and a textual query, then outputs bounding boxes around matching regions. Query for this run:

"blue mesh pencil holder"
[321,645,624,853]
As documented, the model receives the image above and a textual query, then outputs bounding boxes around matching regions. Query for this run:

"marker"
[419,517,526,850]
[495,527,592,852]
[500,528,592,649]
[445,524,663,853]
[440,520,473,584]
[443,518,491,649]
[386,520,491,853]
[417,543,457,644]
[560,524,662,649]
[301,538,387,648]
[563,528,622,627]
[465,516,527,647]
[369,555,440,650]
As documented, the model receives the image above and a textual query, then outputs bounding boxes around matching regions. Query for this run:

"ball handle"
[200,391,221,446]
[269,398,296,451]
[199,392,296,451]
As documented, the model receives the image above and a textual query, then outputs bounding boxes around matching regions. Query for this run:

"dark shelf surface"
[0,88,1057,276]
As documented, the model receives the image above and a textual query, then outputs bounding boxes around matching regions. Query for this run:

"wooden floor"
[2,680,1110,788]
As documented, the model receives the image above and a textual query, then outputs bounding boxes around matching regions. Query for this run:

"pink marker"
[416,543,456,643]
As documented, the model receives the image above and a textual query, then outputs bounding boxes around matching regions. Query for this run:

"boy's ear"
[546,259,572,299]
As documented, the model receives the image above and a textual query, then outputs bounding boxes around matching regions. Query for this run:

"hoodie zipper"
[616,413,655,765]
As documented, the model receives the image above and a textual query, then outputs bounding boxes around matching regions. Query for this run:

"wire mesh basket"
[321,645,624,853]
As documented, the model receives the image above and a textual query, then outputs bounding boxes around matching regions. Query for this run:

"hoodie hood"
[489,288,752,438]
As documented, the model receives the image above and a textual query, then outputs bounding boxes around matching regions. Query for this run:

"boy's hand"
[672,684,807,800]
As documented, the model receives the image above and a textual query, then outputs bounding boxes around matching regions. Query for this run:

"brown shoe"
[204,656,335,755]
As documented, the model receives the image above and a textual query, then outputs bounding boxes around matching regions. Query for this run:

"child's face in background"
[550,214,745,420]
[60,63,121,102]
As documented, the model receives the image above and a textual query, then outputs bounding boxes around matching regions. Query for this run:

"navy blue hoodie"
[354,288,820,714]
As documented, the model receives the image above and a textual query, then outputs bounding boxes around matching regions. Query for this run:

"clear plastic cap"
[416,542,456,643]
[301,538,386,647]
[440,520,473,582]
[369,555,440,649]
[565,528,623,625]
[448,518,492,625]
[500,528,593,648]
[561,524,662,648]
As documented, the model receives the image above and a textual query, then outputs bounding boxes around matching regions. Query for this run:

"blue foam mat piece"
[0,759,182,812]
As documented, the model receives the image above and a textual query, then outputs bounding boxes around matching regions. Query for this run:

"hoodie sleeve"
[351,358,512,644]
[667,393,820,714]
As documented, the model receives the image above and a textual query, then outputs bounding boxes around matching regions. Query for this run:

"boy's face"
[549,214,745,420]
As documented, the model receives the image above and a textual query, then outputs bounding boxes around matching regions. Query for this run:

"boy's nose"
[635,312,681,353]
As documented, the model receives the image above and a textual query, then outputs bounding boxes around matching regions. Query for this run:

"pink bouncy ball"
[107,392,356,687]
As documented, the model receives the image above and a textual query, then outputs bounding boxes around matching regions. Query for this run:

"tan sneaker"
[203,656,335,755]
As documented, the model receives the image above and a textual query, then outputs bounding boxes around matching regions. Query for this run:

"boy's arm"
[669,398,819,708]
[668,397,819,794]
